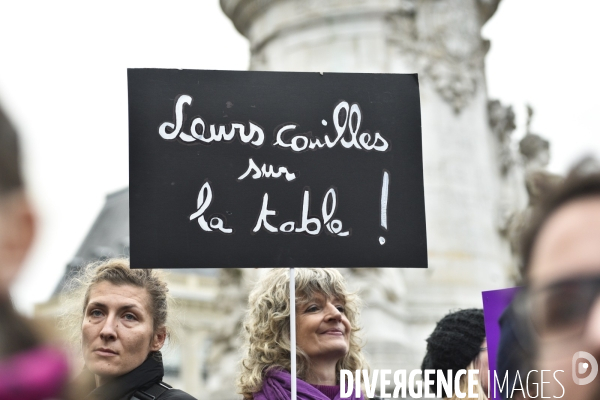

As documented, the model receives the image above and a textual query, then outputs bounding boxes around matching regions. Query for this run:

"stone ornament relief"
[488,99,517,176]
[388,0,500,112]
[490,102,558,280]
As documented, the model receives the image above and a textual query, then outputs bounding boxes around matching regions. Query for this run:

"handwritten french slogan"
[128,69,427,269]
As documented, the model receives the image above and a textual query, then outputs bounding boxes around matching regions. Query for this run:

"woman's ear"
[150,326,167,351]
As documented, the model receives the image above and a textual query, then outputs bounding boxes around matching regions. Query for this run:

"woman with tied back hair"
[0,105,71,399]
[238,268,367,400]
[67,258,196,400]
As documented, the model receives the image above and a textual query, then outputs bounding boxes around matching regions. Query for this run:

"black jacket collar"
[85,353,164,400]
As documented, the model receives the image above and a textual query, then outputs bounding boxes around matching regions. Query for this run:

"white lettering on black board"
[157,96,392,240]
[159,95,265,147]
[252,188,350,236]
[158,97,389,153]
[272,101,390,153]
[237,158,297,182]
[189,181,234,234]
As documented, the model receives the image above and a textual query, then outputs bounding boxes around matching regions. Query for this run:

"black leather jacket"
[83,353,197,400]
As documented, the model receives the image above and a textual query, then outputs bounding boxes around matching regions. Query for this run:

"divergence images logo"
[572,351,599,385]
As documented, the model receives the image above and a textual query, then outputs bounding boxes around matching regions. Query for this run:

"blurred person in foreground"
[516,158,600,399]
[237,268,367,400]
[421,308,489,400]
[0,105,70,398]
[64,258,196,400]
[495,301,529,400]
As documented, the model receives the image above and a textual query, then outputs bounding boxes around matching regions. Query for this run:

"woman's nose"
[325,302,342,321]
[99,314,118,340]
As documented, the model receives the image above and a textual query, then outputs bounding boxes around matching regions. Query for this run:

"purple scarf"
[254,369,363,400]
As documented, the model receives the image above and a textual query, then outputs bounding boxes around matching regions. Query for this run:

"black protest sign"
[128,69,426,269]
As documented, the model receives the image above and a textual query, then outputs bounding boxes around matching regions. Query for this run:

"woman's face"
[296,292,351,363]
[81,281,165,385]
[0,193,34,297]
[477,338,489,394]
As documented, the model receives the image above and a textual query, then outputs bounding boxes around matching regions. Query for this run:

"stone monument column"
[180,326,203,395]
[220,0,511,376]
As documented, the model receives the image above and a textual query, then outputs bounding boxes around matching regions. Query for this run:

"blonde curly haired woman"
[238,268,367,400]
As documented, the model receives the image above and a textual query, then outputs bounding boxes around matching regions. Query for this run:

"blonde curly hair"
[237,268,367,399]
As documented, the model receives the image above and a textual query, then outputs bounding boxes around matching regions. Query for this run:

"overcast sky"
[1,0,598,313]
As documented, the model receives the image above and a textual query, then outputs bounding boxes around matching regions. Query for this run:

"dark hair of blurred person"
[421,308,489,400]
[519,158,600,275]
[517,158,600,399]
[496,300,531,400]
[0,104,70,398]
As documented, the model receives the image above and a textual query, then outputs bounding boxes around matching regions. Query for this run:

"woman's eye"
[89,309,103,317]
[123,313,137,321]
[336,305,345,313]
[305,305,318,312]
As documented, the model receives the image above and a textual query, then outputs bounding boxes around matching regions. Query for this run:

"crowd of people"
[2,99,600,400]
